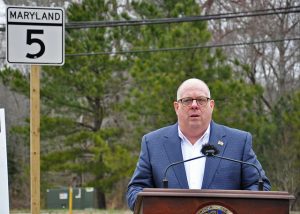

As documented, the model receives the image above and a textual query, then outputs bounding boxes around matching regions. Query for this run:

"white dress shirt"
[178,125,211,189]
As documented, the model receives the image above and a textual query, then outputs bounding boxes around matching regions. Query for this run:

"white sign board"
[0,109,9,213]
[6,6,64,65]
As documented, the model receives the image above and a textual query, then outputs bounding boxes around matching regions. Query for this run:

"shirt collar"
[178,124,211,144]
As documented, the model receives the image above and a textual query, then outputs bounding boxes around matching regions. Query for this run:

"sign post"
[6,6,65,214]
[0,109,9,214]
[30,65,40,213]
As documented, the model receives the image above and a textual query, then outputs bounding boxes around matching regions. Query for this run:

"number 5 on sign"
[26,29,45,59]
[6,6,64,65]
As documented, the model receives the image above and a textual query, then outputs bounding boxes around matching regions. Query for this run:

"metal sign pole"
[30,65,40,214]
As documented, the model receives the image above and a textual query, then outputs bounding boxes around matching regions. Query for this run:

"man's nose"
[191,99,199,108]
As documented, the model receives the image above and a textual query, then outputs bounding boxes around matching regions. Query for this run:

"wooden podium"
[134,188,295,214]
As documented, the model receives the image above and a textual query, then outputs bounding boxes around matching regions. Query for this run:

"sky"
[0,0,5,24]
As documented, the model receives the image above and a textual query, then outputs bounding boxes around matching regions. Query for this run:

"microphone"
[162,155,205,188]
[201,144,264,191]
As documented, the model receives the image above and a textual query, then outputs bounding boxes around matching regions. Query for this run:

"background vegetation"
[0,0,299,211]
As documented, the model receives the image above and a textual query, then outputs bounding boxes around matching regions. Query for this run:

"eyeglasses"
[177,96,211,107]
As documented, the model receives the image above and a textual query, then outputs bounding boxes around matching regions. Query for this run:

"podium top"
[139,188,295,199]
[134,188,295,214]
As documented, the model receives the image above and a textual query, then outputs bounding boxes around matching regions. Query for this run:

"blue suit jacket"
[126,121,271,210]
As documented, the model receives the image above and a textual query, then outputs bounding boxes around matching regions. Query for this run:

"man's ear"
[173,101,179,112]
[209,99,215,109]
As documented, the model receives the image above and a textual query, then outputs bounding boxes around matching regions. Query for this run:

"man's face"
[174,83,214,131]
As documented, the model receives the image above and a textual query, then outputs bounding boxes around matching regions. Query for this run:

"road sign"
[6,6,64,65]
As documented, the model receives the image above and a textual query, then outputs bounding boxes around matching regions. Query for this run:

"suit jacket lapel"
[202,121,227,189]
[163,123,189,189]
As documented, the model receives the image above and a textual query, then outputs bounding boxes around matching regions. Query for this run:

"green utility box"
[46,187,97,209]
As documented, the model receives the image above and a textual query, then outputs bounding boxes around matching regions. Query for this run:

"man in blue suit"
[127,78,271,211]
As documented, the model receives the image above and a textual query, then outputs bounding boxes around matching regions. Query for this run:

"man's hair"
[176,78,211,100]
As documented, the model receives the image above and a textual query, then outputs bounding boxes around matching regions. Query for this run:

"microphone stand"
[211,154,264,191]
[163,155,205,188]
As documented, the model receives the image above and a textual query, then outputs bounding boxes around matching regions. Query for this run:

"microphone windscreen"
[201,144,220,155]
